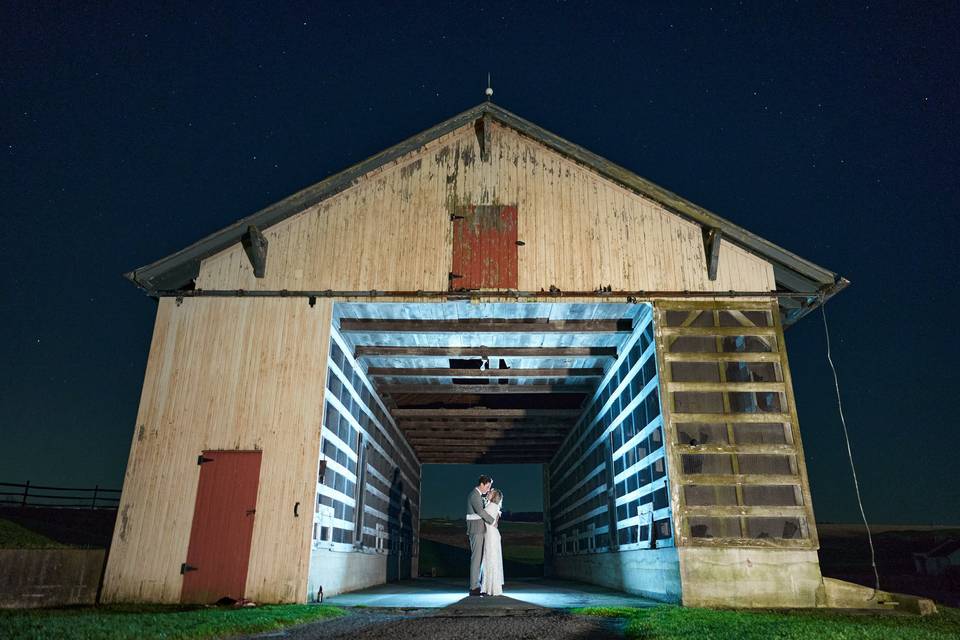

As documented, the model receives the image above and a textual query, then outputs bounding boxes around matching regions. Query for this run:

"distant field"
[419,518,543,577]
[0,518,69,549]
[818,524,960,607]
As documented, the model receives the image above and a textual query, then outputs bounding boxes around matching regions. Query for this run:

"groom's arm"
[469,491,496,525]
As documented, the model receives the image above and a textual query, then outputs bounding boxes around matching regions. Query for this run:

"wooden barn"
[103,101,848,608]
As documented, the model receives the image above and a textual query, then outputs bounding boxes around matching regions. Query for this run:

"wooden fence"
[0,481,120,510]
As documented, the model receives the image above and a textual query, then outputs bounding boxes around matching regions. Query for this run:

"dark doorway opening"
[419,463,544,579]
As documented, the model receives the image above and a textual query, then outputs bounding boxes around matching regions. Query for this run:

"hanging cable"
[820,295,881,596]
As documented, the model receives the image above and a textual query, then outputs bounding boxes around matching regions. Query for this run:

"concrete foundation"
[552,547,681,603]
[0,549,106,608]
[678,547,824,608]
[308,548,406,600]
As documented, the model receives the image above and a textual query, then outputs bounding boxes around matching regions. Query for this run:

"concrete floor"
[325,577,658,609]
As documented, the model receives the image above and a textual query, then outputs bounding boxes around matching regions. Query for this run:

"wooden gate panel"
[181,450,262,603]
[452,205,518,289]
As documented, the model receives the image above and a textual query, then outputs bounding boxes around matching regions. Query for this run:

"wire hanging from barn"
[820,294,881,597]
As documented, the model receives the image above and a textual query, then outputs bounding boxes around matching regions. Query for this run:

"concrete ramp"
[325,577,659,609]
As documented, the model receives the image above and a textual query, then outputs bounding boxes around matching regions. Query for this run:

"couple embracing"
[465,474,504,597]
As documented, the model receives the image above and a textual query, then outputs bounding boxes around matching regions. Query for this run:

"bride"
[481,489,505,596]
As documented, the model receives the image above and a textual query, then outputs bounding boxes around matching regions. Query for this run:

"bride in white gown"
[481,489,504,596]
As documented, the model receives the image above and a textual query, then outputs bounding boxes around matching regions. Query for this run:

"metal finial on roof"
[485,73,493,100]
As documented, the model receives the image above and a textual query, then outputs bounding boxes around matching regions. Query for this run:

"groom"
[466,474,496,596]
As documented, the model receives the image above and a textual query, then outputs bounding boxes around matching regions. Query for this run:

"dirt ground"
[237,605,622,640]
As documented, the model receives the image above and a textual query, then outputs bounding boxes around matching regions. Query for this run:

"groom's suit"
[466,488,496,590]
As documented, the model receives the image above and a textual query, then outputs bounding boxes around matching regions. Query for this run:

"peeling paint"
[118,504,131,542]
[399,158,422,179]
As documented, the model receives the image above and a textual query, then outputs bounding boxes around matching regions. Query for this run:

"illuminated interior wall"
[547,304,681,601]
[307,325,421,599]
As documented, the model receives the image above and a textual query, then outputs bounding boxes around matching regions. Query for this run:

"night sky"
[2,3,957,524]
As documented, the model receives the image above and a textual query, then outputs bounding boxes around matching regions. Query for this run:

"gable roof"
[124,101,848,325]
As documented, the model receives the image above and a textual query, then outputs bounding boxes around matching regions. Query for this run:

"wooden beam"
[340,319,631,333]
[399,423,570,432]
[356,346,617,358]
[667,382,785,393]
[368,367,604,378]
[396,420,573,429]
[241,225,268,278]
[382,384,592,395]
[422,457,553,463]
[392,408,581,418]
[408,438,563,447]
[660,326,776,337]
[404,432,565,442]
[663,352,780,363]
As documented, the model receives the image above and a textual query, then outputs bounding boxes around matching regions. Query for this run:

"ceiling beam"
[392,408,582,418]
[403,433,566,442]
[382,384,592,395]
[396,421,572,430]
[408,438,563,447]
[356,346,617,358]
[367,367,604,378]
[340,318,632,333]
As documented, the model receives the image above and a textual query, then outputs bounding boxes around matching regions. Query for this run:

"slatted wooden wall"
[101,297,333,603]
[195,122,775,293]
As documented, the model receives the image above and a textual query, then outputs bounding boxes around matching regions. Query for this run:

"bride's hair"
[488,489,503,504]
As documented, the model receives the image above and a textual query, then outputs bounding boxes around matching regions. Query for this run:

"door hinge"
[197,455,214,465]
[450,214,465,221]
[181,563,198,574]
[448,272,463,281]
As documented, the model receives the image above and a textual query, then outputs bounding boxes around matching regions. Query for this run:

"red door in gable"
[451,205,518,290]
[181,450,262,604]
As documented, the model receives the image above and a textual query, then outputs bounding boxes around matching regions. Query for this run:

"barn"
[102,101,848,608]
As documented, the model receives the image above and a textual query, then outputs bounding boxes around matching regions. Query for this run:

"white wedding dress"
[481,500,504,595]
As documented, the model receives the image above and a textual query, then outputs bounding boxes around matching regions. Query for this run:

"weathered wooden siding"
[101,298,332,603]
[195,123,775,292]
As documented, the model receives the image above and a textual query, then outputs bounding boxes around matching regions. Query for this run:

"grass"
[0,519,69,549]
[573,604,960,640]
[0,603,345,640]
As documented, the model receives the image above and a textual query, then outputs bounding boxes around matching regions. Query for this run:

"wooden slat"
[368,367,604,378]
[664,352,780,362]
[340,318,632,333]
[355,346,617,358]
[392,408,581,418]
[678,474,799,486]
[682,505,806,517]
[382,383,592,395]
[670,412,792,424]
[667,382,785,393]
[673,444,796,455]
[661,326,777,337]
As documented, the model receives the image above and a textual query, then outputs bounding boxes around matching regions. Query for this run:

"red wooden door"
[181,450,262,603]
[451,205,518,289]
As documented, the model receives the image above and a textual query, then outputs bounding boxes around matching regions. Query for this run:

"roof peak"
[125,100,846,324]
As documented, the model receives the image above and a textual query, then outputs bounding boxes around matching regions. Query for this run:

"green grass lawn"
[0,603,345,640]
[574,604,960,640]
[0,518,69,549]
